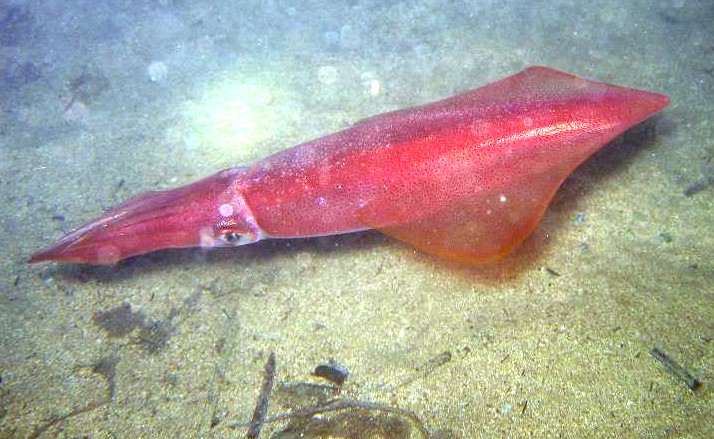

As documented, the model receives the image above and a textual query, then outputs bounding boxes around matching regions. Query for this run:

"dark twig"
[246,352,276,438]
[650,347,702,391]
[394,350,452,390]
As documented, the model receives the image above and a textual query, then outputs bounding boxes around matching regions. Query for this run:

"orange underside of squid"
[29,67,669,265]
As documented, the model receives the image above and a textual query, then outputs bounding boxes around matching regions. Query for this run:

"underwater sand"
[1,0,712,437]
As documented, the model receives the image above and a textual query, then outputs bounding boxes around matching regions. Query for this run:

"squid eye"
[221,231,242,243]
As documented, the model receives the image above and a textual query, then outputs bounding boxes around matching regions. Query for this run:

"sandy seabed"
[1,1,712,437]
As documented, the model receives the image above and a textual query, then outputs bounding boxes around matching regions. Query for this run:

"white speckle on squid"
[218,203,234,217]
[499,194,507,203]
[316,196,327,207]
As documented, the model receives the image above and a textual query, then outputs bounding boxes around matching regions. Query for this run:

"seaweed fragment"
[272,409,413,438]
[228,356,430,438]
[275,381,341,408]
[231,398,429,439]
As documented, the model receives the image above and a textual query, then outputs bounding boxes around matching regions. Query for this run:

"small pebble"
[312,362,349,386]
[574,211,585,225]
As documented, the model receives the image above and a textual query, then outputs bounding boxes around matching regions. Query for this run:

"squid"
[29,67,669,265]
